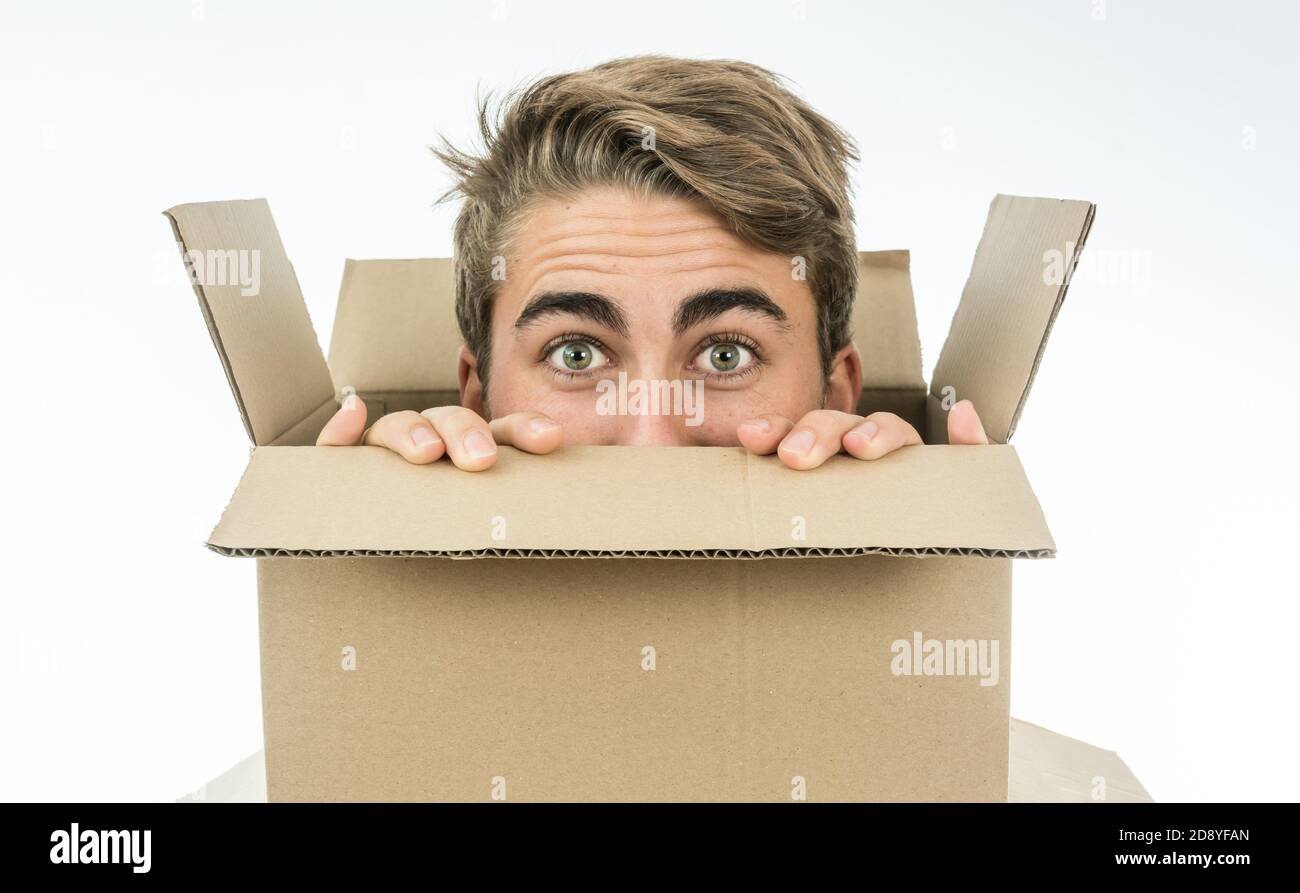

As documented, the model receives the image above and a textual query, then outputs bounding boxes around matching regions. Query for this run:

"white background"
[1,0,1296,802]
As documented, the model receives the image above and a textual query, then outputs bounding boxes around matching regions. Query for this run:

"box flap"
[324,250,926,419]
[328,257,461,398]
[853,249,927,429]
[165,198,336,446]
[851,249,925,391]
[207,444,1054,559]
[928,195,1095,444]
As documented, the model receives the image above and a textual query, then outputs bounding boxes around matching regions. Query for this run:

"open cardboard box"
[166,194,1150,802]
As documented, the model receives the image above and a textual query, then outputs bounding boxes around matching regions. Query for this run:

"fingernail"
[529,418,560,435]
[740,418,771,433]
[342,394,360,411]
[411,426,439,448]
[464,430,496,459]
[782,430,815,455]
[853,420,879,442]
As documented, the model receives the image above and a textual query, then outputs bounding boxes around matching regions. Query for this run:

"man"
[318,55,987,467]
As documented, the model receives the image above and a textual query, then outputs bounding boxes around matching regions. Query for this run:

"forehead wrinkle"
[509,250,774,305]
[518,244,760,275]
[524,234,746,261]
[517,242,764,276]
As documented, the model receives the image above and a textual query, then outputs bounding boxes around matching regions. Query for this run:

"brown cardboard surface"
[928,194,1095,444]
[851,249,925,391]
[177,719,1152,803]
[165,199,336,446]
[328,257,461,396]
[853,249,927,429]
[258,553,1011,802]
[208,444,1055,558]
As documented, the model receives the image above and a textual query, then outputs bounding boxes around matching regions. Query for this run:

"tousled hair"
[432,55,859,393]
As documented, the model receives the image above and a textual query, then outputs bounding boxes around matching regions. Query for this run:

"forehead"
[497,187,808,314]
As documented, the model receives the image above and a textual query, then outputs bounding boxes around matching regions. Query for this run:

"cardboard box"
[166,193,1097,802]
[177,719,1153,803]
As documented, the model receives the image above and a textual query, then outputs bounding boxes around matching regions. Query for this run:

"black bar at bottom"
[1,802,1282,879]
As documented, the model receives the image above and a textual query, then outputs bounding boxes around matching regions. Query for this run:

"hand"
[736,399,988,470]
[315,395,564,471]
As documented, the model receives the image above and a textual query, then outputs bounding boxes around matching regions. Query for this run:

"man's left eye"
[693,342,754,374]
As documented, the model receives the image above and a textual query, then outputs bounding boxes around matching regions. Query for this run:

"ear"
[823,341,863,414]
[458,344,486,416]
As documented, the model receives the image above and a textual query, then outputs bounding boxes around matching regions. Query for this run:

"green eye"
[692,340,756,378]
[709,343,741,371]
[561,342,593,370]
[546,339,608,375]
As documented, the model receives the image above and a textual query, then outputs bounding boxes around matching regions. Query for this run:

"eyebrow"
[514,291,631,337]
[672,287,789,336]
[512,286,789,338]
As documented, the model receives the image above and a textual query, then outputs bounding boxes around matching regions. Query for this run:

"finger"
[776,410,864,469]
[736,414,796,455]
[361,410,447,464]
[841,411,923,460]
[947,399,989,445]
[487,411,564,454]
[421,405,498,471]
[316,394,368,446]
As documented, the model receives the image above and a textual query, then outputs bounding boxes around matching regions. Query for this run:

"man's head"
[435,55,862,444]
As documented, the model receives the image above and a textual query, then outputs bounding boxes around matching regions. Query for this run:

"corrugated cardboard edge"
[165,209,259,446]
[165,198,337,446]
[204,445,1056,559]
[177,718,1148,803]
[1002,202,1096,443]
[205,544,1055,560]
[928,195,1096,444]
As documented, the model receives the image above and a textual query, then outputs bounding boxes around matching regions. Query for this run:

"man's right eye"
[546,340,609,373]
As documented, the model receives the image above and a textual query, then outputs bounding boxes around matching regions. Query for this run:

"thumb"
[316,394,368,446]
[947,399,989,445]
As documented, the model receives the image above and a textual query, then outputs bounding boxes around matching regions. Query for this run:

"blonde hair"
[433,55,859,388]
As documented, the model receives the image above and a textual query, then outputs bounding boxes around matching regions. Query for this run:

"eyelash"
[538,331,616,382]
[537,331,765,382]
[691,332,765,382]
